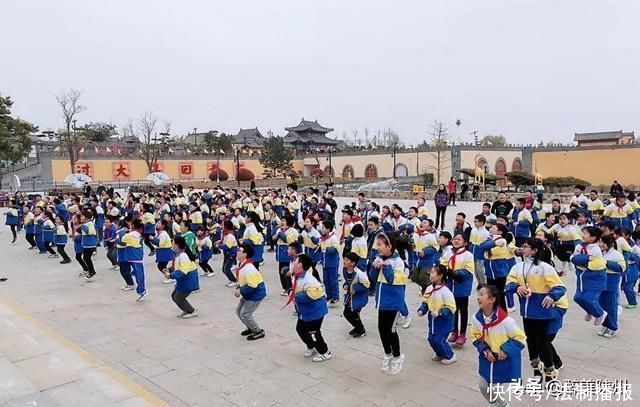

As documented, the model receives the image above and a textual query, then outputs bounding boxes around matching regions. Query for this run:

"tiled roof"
[574,131,631,141]
[285,119,334,133]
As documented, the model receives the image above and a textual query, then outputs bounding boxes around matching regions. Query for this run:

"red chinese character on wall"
[179,161,193,180]
[151,162,163,173]
[112,161,131,181]
[75,162,92,177]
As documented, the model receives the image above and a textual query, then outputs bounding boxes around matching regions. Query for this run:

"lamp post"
[416,148,419,176]
[391,145,397,179]
[326,147,333,183]
[235,147,241,186]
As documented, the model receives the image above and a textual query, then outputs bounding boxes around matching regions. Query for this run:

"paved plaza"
[0,199,639,406]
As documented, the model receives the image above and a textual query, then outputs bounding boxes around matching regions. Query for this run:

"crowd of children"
[5,182,640,405]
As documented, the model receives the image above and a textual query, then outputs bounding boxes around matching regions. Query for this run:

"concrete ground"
[0,199,638,406]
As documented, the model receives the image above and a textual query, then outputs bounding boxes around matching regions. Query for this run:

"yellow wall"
[303,150,452,182]
[460,150,522,174]
[532,149,640,186]
[50,158,285,182]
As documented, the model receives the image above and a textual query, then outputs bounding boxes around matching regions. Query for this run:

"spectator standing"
[447,177,457,206]
[434,184,449,230]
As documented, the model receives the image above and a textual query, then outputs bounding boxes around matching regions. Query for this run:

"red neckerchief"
[282,269,304,310]
[481,307,508,341]
[235,259,253,282]
[580,243,588,255]
[321,232,334,242]
[341,219,352,239]
[448,247,467,270]
[423,283,445,298]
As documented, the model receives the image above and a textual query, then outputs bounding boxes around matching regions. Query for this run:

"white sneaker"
[176,311,188,318]
[597,326,607,337]
[162,279,175,284]
[617,305,623,316]
[280,289,288,296]
[225,281,237,287]
[593,310,608,326]
[121,286,135,291]
[312,352,332,363]
[181,310,199,319]
[431,354,442,361]
[389,354,405,375]
[402,316,412,329]
[136,291,149,302]
[396,316,405,325]
[603,329,616,339]
[440,353,457,365]
[207,271,216,277]
[381,355,393,372]
[111,265,119,270]
[304,348,318,358]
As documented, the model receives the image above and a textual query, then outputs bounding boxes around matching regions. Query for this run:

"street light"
[391,145,397,179]
[325,147,334,183]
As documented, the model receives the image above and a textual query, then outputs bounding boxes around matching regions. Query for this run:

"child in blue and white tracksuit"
[5,205,19,243]
[623,232,640,308]
[116,221,134,290]
[598,235,626,337]
[342,252,370,337]
[571,227,607,325]
[120,220,147,301]
[418,264,457,364]
[320,220,341,303]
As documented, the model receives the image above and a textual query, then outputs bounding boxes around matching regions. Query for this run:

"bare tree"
[427,121,451,184]
[351,129,359,146]
[364,128,370,146]
[122,113,171,173]
[55,89,87,172]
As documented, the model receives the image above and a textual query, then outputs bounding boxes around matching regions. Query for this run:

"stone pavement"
[0,200,639,406]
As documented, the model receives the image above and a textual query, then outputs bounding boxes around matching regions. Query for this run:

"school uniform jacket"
[237,261,266,301]
[442,248,474,297]
[413,230,440,268]
[470,309,526,384]
[603,203,633,230]
[151,231,174,263]
[196,236,213,262]
[5,208,19,225]
[121,230,144,262]
[418,284,456,335]
[294,271,328,321]
[602,248,626,293]
[505,258,566,319]
[54,224,68,245]
[371,253,407,311]
[276,226,299,263]
[219,232,238,258]
[80,221,98,248]
[141,212,156,235]
[320,232,340,269]
[479,236,511,280]
[343,267,370,311]
[350,236,369,270]
[170,252,200,293]
[469,226,490,261]
[508,208,533,238]
[571,243,606,292]
[242,223,264,263]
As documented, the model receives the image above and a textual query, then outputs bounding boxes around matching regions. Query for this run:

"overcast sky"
[3,0,639,145]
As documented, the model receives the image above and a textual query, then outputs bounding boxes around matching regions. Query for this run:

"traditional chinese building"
[283,118,341,153]
[574,130,635,147]
[232,128,265,148]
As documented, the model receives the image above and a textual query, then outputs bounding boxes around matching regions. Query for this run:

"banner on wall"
[74,161,93,178]
[112,161,132,181]
[151,161,164,173]
[179,161,194,180]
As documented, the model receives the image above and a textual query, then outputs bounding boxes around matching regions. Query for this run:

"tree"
[0,95,36,185]
[427,121,451,184]
[79,122,117,143]
[481,134,507,147]
[122,113,171,173]
[203,131,233,154]
[56,89,87,172]
[505,171,535,191]
[259,136,293,177]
